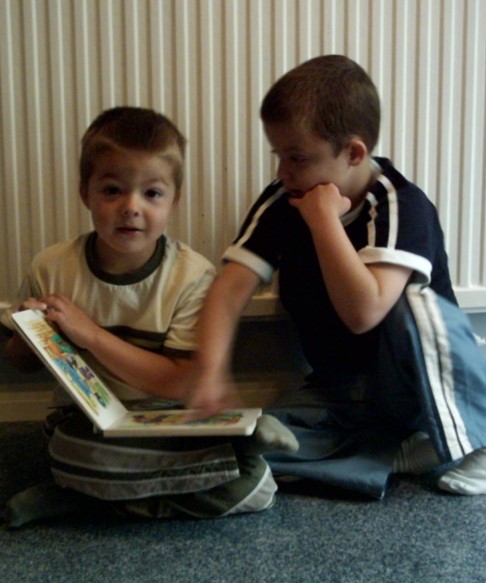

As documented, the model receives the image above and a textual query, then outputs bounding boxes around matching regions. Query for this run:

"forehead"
[264,122,332,154]
[91,145,181,181]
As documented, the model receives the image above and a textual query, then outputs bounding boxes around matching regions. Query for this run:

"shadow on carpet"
[1,421,486,583]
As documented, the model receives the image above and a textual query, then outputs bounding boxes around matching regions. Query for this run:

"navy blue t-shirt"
[224,158,456,383]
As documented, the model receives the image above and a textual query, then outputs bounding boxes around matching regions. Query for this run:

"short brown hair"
[80,107,187,195]
[260,55,380,154]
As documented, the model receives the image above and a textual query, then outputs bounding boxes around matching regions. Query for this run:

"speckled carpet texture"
[1,420,486,583]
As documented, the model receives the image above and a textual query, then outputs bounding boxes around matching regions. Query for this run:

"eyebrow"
[271,147,309,156]
[95,172,173,187]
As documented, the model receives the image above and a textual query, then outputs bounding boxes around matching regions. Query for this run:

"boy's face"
[81,146,180,273]
[264,122,358,200]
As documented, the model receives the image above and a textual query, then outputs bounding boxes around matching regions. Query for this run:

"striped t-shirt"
[3,232,215,400]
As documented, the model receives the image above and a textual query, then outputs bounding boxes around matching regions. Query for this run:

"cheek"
[89,205,113,228]
[298,168,326,190]
[149,207,172,228]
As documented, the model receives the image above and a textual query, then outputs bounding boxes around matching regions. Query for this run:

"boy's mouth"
[117,226,142,234]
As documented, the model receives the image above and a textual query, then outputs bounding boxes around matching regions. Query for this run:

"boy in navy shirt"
[189,55,486,498]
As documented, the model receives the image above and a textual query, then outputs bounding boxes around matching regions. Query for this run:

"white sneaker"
[438,448,486,495]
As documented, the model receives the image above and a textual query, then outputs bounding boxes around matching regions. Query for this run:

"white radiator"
[1,0,485,311]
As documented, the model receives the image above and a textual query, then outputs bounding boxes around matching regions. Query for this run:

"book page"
[12,310,127,429]
[104,409,262,437]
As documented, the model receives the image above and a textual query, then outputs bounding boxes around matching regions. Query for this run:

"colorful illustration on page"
[128,411,244,427]
[29,318,111,415]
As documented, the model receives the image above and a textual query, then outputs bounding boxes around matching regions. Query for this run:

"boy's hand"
[39,294,100,350]
[288,183,351,227]
[14,297,50,313]
[184,369,242,420]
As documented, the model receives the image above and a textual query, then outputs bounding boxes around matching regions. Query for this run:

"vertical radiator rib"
[0,0,485,311]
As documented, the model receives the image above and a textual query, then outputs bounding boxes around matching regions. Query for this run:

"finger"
[181,402,226,422]
[187,394,242,421]
[287,195,302,208]
[41,294,65,309]
[19,298,48,312]
[340,196,352,213]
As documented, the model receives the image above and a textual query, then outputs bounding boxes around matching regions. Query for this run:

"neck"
[348,157,379,209]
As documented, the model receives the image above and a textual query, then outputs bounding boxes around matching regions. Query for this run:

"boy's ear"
[172,192,181,207]
[79,186,91,209]
[347,139,368,166]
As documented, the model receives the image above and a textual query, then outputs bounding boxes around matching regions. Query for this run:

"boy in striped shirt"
[2,107,297,527]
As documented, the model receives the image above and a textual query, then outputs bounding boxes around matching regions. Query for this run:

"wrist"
[82,323,107,354]
[308,209,342,239]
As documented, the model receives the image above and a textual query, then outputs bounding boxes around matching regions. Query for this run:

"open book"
[12,309,261,437]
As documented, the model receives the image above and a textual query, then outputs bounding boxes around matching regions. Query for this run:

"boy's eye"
[146,189,163,199]
[272,151,309,165]
[103,185,121,196]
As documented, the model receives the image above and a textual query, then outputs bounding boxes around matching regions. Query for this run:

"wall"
[1,0,486,311]
[2,0,486,421]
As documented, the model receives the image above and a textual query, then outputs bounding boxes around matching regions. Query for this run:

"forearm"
[310,214,410,333]
[39,293,192,399]
[195,284,245,376]
[187,263,260,413]
[83,328,191,399]
[196,263,260,371]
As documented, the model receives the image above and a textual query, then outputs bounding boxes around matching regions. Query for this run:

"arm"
[36,294,193,400]
[187,262,261,415]
[290,183,412,334]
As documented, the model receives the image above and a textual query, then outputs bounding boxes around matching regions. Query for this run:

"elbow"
[341,309,383,335]
[345,320,375,336]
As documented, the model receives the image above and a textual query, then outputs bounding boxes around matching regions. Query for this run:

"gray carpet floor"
[2,421,486,583]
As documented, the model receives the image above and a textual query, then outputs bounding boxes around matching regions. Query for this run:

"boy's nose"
[121,193,141,216]
[276,161,290,183]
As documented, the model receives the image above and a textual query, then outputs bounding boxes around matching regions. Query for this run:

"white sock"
[438,448,486,495]
[392,432,440,475]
